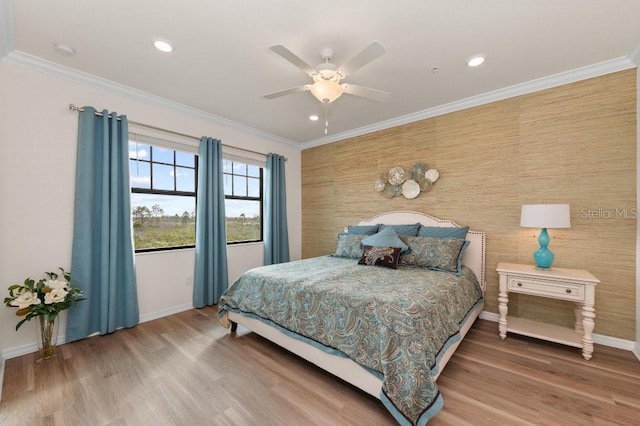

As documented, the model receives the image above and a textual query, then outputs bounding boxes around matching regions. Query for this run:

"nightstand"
[496,262,599,360]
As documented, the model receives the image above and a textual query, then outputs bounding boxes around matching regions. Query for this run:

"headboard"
[357,211,486,291]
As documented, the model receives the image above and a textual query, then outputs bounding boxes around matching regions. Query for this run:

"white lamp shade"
[520,204,571,229]
[310,80,343,103]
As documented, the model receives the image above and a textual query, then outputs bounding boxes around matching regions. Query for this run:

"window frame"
[130,144,198,253]
[223,159,264,245]
[129,137,266,251]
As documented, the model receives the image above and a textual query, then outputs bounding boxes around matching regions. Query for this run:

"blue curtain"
[264,153,290,265]
[66,107,139,342]
[193,137,229,307]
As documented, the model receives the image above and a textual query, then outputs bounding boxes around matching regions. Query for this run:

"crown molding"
[1,50,300,149]
[302,55,636,150]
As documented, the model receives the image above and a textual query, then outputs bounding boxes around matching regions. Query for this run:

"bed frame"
[227,211,486,398]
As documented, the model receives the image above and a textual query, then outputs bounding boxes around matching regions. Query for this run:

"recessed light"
[467,55,485,67]
[154,40,173,53]
[54,43,75,56]
[309,114,319,121]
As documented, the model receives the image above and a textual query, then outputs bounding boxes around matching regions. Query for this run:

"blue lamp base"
[533,228,555,269]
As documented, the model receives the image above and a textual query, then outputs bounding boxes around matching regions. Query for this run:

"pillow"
[418,225,469,240]
[334,233,367,259]
[346,224,379,235]
[361,226,409,253]
[399,236,470,275]
[358,245,401,269]
[380,223,421,237]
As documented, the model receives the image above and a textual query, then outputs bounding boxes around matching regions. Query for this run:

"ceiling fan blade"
[342,84,390,103]
[339,41,386,76]
[263,85,310,99]
[269,45,315,75]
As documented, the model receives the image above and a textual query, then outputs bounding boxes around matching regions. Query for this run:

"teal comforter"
[218,256,483,425]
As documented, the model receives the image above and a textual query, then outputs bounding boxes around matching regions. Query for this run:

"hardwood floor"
[1,307,639,425]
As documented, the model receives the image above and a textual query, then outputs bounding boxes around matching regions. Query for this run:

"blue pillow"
[399,236,469,275]
[346,224,379,235]
[418,225,469,240]
[380,223,420,237]
[362,227,409,253]
[333,233,366,258]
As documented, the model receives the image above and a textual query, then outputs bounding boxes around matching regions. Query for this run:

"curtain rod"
[68,104,286,161]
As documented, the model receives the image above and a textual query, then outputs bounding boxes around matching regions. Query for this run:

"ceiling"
[2,0,640,147]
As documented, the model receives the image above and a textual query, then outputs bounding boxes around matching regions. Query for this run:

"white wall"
[0,61,301,358]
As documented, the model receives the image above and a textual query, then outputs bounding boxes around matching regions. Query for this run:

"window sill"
[134,241,264,256]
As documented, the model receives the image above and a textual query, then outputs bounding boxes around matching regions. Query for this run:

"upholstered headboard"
[357,211,486,290]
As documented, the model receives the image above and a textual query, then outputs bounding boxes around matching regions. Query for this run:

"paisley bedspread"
[218,256,483,425]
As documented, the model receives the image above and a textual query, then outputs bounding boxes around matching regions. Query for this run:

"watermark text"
[580,207,637,219]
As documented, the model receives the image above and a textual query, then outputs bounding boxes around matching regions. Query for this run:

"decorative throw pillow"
[334,233,366,259]
[380,223,421,236]
[417,225,469,240]
[346,224,380,235]
[361,226,409,253]
[358,245,401,269]
[399,236,470,275]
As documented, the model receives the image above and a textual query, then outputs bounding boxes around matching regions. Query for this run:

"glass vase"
[36,315,59,362]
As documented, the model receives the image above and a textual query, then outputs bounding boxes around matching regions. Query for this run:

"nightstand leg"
[498,274,509,340]
[581,303,595,360]
[498,293,509,339]
[574,304,583,333]
[498,274,508,339]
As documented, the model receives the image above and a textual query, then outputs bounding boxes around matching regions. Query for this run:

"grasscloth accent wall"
[301,69,637,340]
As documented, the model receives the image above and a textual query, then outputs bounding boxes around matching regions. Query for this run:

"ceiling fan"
[264,41,390,104]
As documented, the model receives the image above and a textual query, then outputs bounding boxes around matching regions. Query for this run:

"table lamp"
[520,204,571,269]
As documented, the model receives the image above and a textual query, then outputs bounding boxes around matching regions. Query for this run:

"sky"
[128,142,261,218]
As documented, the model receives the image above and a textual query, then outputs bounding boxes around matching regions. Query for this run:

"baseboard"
[479,311,501,322]
[479,310,637,352]
[139,303,193,324]
[593,333,637,351]
[1,303,194,361]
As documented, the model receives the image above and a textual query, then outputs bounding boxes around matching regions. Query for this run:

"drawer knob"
[517,282,523,287]
[566,289,572,294]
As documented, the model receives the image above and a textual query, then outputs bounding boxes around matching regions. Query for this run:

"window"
[223,159,263,243]
[129,142,197,251]
[129,135,264,250]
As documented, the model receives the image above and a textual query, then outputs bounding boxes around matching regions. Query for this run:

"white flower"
[44,278,69,290]
[10,291,41,309]
[44,288,68,304]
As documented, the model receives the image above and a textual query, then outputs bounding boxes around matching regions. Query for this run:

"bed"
[218,211,486,425]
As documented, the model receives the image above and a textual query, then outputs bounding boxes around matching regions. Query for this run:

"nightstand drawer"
[507,276,584,301]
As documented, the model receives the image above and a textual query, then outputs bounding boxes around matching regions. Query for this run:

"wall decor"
[374,162,439,199]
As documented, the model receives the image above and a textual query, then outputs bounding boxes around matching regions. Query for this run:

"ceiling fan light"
[310,80,343,103]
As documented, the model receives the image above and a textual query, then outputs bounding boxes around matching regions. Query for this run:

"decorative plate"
[425,169,439,183]
[420,178,433,192]
[402,179,420,199]
[388,166,406,185]
[383,185,396,198]
[409,162,428,180]
[374,179,386,192]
